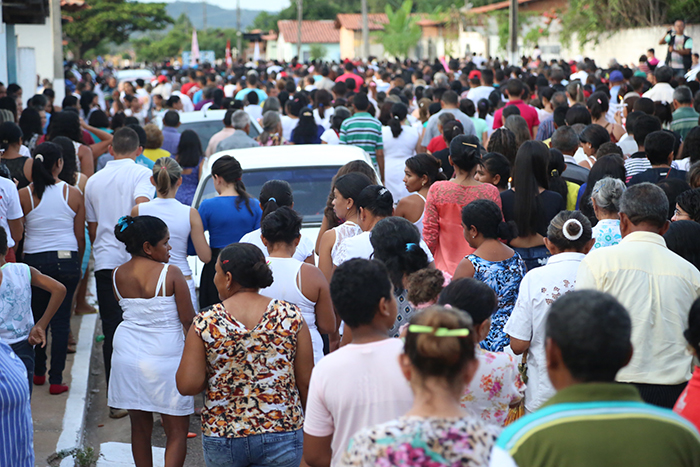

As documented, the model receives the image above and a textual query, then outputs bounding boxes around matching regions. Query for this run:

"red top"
[335,73,365,92]
[427,135,447,154]
[493,100,540,137]
[674,366,700,432]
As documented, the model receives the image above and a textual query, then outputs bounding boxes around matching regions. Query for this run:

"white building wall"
[16,22,53,83]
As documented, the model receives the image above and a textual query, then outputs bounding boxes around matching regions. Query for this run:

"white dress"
[381,125,419,202]
[261,257,324,363]
[108,264,194,416]
[331,221,363,266]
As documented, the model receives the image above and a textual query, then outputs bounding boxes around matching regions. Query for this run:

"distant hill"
[165,1,264,30]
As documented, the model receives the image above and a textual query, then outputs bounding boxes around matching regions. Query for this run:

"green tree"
[310,43,328,60]
[250,11,281,32]
[133,14,190,63]
[376,0,421,59]
[64,0,172,60]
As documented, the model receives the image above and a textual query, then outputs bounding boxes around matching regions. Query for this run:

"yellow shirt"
[565,181,580,211]
[576,231,700,385]
[142,148,171,162]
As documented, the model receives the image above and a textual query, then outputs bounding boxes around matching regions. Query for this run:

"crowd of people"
[4,26,700,465]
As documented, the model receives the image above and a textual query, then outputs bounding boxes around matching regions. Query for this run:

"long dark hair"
[19,108,43,141]
[388,103,408,138]
[54,136,78,186]
[211,155,252,214]
[47,111,83,143]
[315,89,332,119]
[80,91,95,118]
[31,142,62,199]
[293,108,319,144]
[548,148,569,202]
[512,141,549,237]
[176,129,203,168]
[370,217,428,292]
[259,179,293,220]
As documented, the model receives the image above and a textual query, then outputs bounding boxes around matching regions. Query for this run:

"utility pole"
[361,0,369,60]
[508,0,518,65]
[236,0,242,58]
[202,0,207,29]
[50,0,65,105]
[296,0,303,60]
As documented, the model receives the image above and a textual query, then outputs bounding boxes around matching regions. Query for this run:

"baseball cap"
[468,70,482,80]
[609,70,624,83]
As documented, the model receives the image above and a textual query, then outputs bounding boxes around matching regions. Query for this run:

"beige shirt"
[205,127,236,157]
[576,231,700,385]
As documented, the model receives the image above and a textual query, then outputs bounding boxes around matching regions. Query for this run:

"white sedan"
[187,144,377,284]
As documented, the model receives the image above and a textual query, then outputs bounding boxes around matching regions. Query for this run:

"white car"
[156,109,263,151]
[114,69,155,84]
[186,144,378,285]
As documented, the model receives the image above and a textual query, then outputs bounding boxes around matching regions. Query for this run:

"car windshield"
[179,120,260,151]
[196,166,339,224]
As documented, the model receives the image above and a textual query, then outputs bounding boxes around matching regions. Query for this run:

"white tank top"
[261,257,324,363]
[138,197,193,276]
[412,193,426,236]
[24,181,79,254]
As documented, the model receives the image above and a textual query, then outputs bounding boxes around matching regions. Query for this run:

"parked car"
[157,109,263,151]
[186,144,377,285]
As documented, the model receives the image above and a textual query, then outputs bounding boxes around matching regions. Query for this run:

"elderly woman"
[256,111,284,146]
[590,177,626,249]
[142,123,171,162]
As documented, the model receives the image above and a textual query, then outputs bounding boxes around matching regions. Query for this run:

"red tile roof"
[277,20,340,44]
[467,0,537,14]
[335,13,388,31]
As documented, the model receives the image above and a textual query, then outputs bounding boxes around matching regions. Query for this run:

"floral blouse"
[193,300,305,438]
[340,416,500,467]
[467,254,526,352]
[591,219,622,250]
[461,347,526,426]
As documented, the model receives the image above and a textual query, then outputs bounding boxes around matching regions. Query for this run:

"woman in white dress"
[317,172,373,281]
[260,207,335,363]
[109,215,196,467]
[382,103,420,201]
[321,106,351,145]
[395,153,446,236]
[313,89,334,130]
[132,157,212,311]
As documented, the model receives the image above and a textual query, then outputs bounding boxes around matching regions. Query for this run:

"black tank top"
[3,157,30,189]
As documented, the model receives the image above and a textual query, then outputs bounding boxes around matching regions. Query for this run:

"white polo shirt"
[85,158,153,271]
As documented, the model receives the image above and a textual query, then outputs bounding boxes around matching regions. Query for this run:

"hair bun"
[563,218,583,241]
[251,261,274,289]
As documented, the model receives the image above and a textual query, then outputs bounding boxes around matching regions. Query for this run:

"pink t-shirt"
[493,99,540,137]
[303,338,413,466]
[335,73,365,92]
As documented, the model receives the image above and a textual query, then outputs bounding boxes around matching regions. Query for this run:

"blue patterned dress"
[467,253,526,352]
[591,219,622,250]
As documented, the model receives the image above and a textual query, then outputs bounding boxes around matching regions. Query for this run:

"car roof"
[115,69,154,82]
[178,109,228,124]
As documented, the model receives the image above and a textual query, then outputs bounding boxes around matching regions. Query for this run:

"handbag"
[503,352,528,426]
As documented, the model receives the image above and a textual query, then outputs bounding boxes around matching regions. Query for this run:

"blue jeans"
[513,245,550,272]
[24,251,81,385]
[10,339,34,396]
[202,429,303,467]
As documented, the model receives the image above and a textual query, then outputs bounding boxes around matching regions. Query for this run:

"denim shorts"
[202,429,303,467]
[513,245,550,272]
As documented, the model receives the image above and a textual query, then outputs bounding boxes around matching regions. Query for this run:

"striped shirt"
[624,153,652,183]
[0,339,33,467]
[490,383,700,467]
[339,112,383,164]
[671,107,700,141]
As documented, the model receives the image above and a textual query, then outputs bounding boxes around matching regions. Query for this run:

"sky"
[137,0,291,12]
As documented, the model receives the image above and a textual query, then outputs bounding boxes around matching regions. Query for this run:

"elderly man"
[576,183,700,408]
[215,110,259,152]
[671,86,700,140]
[491,290,700,467]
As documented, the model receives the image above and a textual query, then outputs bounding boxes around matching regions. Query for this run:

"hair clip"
[562,218,584,241]
[393,115,400,120]
[35,154,44,162]
[117,216,133,232]
[222,259,230,264]
[267,197,277,203]
[462,142,478,148]
[405,242,418,252]
[597,99,602,104]
[408,324,470,337]
[550,169,559,177]
[378,187,388,196]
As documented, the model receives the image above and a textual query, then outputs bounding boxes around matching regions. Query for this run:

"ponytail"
[211,155,252,214]
[31,142,62,199]
[153,156,182,197]
[389,102,408,138]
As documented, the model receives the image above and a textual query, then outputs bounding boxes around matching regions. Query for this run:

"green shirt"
[339,112,383,164]
[492,383,700,467]
[671,106,700,141]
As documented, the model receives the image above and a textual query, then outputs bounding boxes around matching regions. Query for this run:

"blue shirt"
[198,196,262,249]
[161,126,181,156]
[0,339,33,467]
[235,88,268,103]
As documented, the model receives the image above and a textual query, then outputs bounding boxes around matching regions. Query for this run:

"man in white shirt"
[467,69,496,107]
[642,66,675,104]
[85,127,153,418]
[576,183,700,408]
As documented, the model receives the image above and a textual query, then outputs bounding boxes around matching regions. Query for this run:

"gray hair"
[262,96,281,114]
[673,85,693,105]
[591,177,626,213]
[619,182,669,227]
[551,91,569,109]
[438,112,455,126]
[231,110,250,130]
[551,126,580,154]
[261,110,280,132]
[433,72,449,88]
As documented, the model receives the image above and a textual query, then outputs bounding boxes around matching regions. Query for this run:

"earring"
[347,207,350,210]
[422,181,425,186]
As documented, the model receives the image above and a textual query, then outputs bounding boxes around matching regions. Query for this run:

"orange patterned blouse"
[193,299,305,438]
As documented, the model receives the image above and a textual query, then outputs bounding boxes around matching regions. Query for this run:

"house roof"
[60,0,88,11]
[467,0,538,14]
[335,13,388,31]
[277,20,340,44]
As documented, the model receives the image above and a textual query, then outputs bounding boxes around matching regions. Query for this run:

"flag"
[191,29,200,66]
[226,39,233,68]
[253,41,261,62]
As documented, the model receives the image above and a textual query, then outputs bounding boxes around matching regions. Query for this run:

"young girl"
[133,157,211,311]
[109,215,195,467]
[438,278,525,426]
[0,226,66,395]
[395,153,445,236]
[475,152,510,193]
[260,207,335,363]
[341,306,499,466]
[453,199,526,352]
[320,106,351,145]
[504,211,593,413]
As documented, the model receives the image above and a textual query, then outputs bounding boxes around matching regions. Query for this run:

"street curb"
[56,313,98,467]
